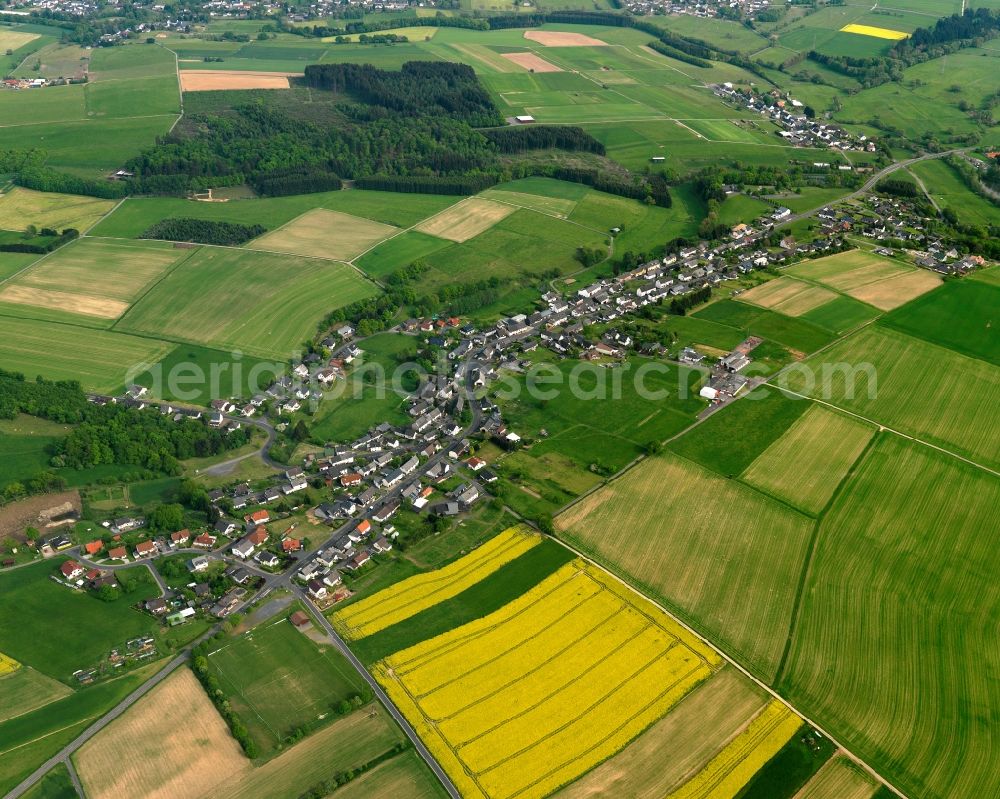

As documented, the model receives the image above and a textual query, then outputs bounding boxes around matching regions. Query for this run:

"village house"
[60,561,85,581]
[134,540,157,559]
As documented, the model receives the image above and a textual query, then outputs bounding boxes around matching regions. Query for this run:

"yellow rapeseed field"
[333,526,539,639]
[0,652,20,676]
[664,700,802,799]
[375,559,724,799]
[841,23,908,41]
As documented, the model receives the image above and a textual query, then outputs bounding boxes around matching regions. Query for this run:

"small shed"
[290,610,312,629]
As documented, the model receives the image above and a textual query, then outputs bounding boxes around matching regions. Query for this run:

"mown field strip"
[741,405,876,514]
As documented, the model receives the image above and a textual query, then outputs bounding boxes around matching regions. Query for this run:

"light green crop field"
[741,404,876,514]
[784,326,1000,471]
[116,246,378,358]
[0,84,87,125]
[0,116,176,179]
[910,159,1000,227]
[205,614,366,755]
[89,191,458,238]
[557,452,814,681]
[0,188,115,234]
[0,667,73,725]
[248,208,399,260]
[0,316,172,392]
[782,434,1000,799]
[1,238,189,320]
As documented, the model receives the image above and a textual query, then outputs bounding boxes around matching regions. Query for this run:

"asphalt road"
[779,146,972,226]
[7,355,488,799]
[296,587,463,799]
[3,654,188,799]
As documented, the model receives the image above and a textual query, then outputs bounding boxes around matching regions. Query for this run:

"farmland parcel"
[76,668,250,799]
[334,526,539,640]
[376,559,724,799]
[557,453,814,680]
[116,247,378,358]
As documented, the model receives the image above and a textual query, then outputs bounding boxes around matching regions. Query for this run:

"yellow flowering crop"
[375,559,726,799]
[333,525,539,639]
[841,23,908,40]
[664,700,803,799]
[0,652,20,676]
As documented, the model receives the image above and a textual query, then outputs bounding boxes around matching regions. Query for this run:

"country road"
[2,653,189,799]
[297,588,463,799]
[779,146,972,226]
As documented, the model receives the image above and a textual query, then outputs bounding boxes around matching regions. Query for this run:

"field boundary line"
[546,532,910,799]
[0,717,95,758]
[775,387,1000,479]
[109,243,202,332]
[773,430,882,684]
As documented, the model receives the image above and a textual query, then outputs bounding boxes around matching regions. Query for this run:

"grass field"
[21,764,77,799]
[0,666,72,724]
[0,660,166,795]
[414,197,516,242]
[781,434,1000,799]
[554,667,768,799]
[354,231,453,279]
[784,325,1000,470]
[1,238,190,321]
[208,705,412,799]
[0,116,176,179]
[909,159,1000,227]
[0,560,161,681]
[664,701,802,799]
[799,295,881,335]
[493,356,704,518]
[248,207,399,260]
[794,757,879,799]
[0,188,114,234]
[90,191,458,239]
[131,342,284,405]
[334,526,539,639]
[693,298,835,355]
[376,559,723,799]
[205,613,365,755]
[0,415,69,488]
[76,667,249,799]
[557,452,814,680]
[116,246,378,358]
[332,750,448,799]
[0,316,172,393]
[741,404,875,514]
[669,386,810,476]
[880,280,1000,367]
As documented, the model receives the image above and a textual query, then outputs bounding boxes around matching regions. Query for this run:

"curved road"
[779,146,973,226]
